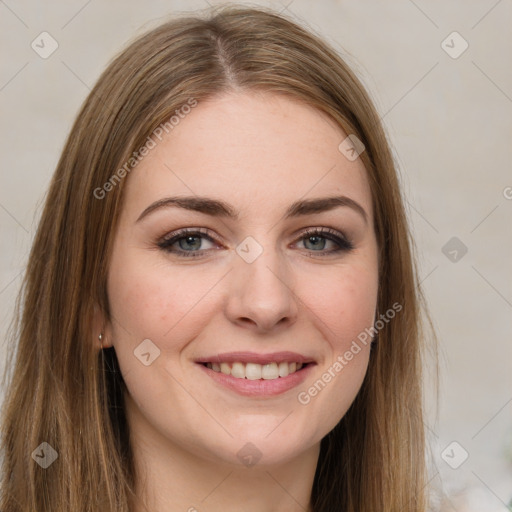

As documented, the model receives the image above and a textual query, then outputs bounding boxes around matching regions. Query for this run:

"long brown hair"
[0,4,436,511]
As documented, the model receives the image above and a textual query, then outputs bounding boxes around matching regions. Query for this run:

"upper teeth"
[205,361,304,380]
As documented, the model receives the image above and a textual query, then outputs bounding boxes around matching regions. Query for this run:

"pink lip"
[196,361,316,397]
[194,351,315,365]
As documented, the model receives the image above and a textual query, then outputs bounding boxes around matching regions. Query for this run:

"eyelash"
[157,227,354,258]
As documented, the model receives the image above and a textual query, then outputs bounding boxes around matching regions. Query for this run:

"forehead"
[123,91,373,221]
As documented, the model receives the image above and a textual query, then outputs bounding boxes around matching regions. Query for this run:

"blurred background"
[1,1,511,510]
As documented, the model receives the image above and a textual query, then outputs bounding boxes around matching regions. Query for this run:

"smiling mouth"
[200,361,312,380]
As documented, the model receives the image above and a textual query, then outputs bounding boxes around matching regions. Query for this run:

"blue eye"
[157,227,354,258]
[298,228,354,255]
[157,228,218,258]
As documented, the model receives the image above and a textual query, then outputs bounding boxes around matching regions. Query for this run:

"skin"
[96,90,379,512]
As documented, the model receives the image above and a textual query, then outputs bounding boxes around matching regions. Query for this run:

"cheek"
[105,257,224,427]
[293,261,378,428]
[108,261,216,335]
[297,261,379,351]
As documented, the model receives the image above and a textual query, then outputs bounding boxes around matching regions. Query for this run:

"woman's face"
[105,91,379,467]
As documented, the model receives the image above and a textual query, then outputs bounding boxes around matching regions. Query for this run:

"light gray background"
[1,1,511,510]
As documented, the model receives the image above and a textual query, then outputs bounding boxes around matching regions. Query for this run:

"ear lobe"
[92,302,113,349]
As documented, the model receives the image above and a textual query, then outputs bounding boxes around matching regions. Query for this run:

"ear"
[92,301,114,350]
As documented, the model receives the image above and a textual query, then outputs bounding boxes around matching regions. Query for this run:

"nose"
[224,242,299,333]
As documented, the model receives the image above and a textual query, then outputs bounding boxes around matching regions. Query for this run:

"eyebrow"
[136,195,368,225]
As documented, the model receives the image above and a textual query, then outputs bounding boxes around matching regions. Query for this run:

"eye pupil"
[180,236,201,250]
[305,236,326,250]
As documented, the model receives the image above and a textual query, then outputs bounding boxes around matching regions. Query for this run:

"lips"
[194,351,316,395]
[194,351,316,366]
[196,356,315,397]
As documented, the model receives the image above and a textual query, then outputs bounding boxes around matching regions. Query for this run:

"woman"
[0,4,436,511]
